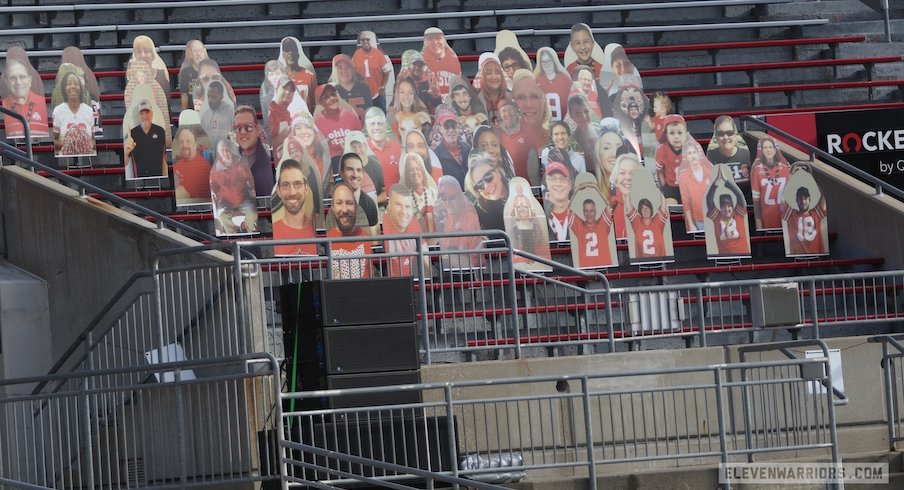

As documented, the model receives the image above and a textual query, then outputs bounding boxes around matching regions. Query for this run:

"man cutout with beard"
[327,182,373,279]
[273,159,318,256]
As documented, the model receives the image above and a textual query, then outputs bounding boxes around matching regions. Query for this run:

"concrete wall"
[0,262,51,391]
[0,165,233,368]
[422,336,890,465]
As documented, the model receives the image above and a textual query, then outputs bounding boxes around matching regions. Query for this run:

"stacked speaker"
[280,277,421,410]
[278,278,455,481]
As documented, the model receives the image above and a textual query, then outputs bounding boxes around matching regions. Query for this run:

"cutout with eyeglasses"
[233,123,256,134]
[473,170,496,192]
[278,180,307,191]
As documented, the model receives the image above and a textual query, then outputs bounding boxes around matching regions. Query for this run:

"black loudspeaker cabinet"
[298,415,457,480]
[326,370,422,408]
[280,277,415,328]
[284,321,419,395]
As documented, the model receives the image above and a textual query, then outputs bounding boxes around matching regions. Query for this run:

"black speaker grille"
[326,370,422,408]
[323,323,419,374]
[320,277,415,325]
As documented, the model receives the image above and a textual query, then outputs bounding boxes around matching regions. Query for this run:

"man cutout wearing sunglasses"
[706,115,750,192]
[232,105,274,197]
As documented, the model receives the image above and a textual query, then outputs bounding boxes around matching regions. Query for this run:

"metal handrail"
[741,115,904,201]
[0,134,219,244]
[281,355,840,490]
[0,106,32,160]
[31,271,152,394]
[868,334,904,450]
[281,440,509,490]
[739,339,849,406]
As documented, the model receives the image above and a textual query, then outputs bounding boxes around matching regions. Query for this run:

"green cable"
[287,284,302,431]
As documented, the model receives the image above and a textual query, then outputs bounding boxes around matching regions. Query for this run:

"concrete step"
[766,0,888,22]
[803,18,904,43]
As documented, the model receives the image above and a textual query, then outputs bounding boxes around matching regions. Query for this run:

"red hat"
[658,114,687,143]
[436,110,457,126]
[316,83,337,101]
[546,161,570,178]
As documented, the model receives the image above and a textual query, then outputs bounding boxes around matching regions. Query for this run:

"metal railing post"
[809,280,820,338]
[232,242,247,341]
[415,239,431,364]
[504,238,522,359]
[605,288,616,353]
[714,367,731,490]
[444,384,460,482]
[697,287,707,347]
[82,363,95,489]
[176,368,188,487]
[0,106,32,161]
[151,259,167,367]
[581,377,598,490]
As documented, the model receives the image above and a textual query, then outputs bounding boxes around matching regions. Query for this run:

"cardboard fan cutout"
[609,152,641,241]
[266,76,308,157]
[781,163,829,257]
[506,176,552,272]
[704,164,752,259]
[363,106,403,193]
[421,27,462,96]
[654,113,689,205]
[173,112,214,207]
[51,64,96,157]
[382,183,427,277]
[1,47,48,139]
[193,59,237,113]
[569,171,618,269]
[445,75,488,134]
[595,118,631,196]
[402,128,444,183]
[278,36,317,110]
[272,158,319,256]
[472,53,508,127]
[623,159,674,265]
[278,134,325,221]
[178,40,208,111]
[130,36,170,99]
[706,115,751,196]
[534,47,571,122]
[210,138,258,236]
[173,109,214,207]
[751,135,791,231]
[610,77,655,167]
[329,54,372,120]
[677,140,714,234]
[563,23,605,79]
[123,85,170,180]
[399,151,438,234]
[600,44,642,96]
[397,49,443,114]
[543,149,577,243]
[465,150,510,232]
[200,79,236,147]
[353,31,395,110]
[387,78,432,137]
[125,59,172,146]
[495,30,533,86]
[60,46,101,136]
[541,121,587,178]
[433,175,484,269]
[326,182,373,280]
[315,83,363,164]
